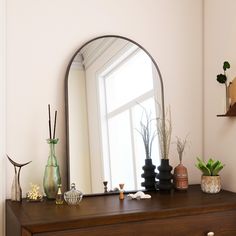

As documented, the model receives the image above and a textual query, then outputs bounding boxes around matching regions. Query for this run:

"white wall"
[5,0,203,230]
[6,0,203,194]
[204,0,236,192]
[0,0,6,234]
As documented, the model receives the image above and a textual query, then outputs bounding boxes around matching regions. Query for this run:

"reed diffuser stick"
[48,104,52,139]
[53,110,57,139]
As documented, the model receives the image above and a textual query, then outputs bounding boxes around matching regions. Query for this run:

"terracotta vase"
[201,175,221,194]
[173,163,188,190]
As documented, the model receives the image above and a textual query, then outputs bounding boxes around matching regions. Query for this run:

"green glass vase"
[43,139,61,199]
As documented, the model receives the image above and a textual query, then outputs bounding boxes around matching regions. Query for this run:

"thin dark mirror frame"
[65,35,165,195]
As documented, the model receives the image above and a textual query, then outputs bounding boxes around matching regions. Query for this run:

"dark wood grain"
[34,210,236,236]
[6,185,236,236]
[21,228,32,236]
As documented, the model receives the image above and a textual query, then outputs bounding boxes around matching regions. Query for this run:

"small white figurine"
[127,191,151,200]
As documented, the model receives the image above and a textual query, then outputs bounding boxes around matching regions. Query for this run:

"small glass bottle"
[55,184,64,205]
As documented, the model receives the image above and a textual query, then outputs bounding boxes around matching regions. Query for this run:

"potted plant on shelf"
[196,158,225,194]
[216,61,231,112]
[137,106,157,190]
[173,136,188,190]
[156,106,173,191]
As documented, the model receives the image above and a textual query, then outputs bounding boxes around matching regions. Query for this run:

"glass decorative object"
[43,138,61,199]
[55,184,64,205]
[64,183,83,205]
[7,155,31,202]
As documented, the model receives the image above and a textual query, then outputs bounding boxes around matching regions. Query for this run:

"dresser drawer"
[35,210,236,236]
[7,186,236,236]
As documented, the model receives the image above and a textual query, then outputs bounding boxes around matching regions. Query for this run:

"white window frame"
[97,48,158,190]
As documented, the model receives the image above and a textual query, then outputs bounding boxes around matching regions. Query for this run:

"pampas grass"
[157,106,172,160]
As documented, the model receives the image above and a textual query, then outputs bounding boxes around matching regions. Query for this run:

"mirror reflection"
[66,36,164,194]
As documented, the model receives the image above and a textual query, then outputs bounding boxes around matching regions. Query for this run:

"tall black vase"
[156,159,173,191]
[141,158,157,190]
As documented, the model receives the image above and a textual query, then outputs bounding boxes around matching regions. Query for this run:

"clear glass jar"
[64,183,83,205]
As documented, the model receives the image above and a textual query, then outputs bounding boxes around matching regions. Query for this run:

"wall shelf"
[217,103,236,117]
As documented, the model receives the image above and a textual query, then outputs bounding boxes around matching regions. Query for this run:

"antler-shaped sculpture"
[7,155,31,201]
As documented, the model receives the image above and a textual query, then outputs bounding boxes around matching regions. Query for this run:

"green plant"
[195,158,225,176]
[216,61,231,110]
[216,61,230,84]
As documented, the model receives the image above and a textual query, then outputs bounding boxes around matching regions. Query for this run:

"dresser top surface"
[6,185,236,233]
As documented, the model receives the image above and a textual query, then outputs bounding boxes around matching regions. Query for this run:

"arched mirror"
[65,35,165,195]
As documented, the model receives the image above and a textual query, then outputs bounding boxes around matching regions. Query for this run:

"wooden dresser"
[6,185,236,236]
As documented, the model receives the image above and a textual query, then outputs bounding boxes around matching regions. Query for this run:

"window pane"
[108,111,135,190]
[105,50,153,112]
[132,98,160,189]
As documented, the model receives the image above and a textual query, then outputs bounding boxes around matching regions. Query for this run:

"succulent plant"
[195,158,225,176]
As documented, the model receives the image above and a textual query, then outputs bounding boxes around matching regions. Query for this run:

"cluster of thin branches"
[137,106,157,159]
[157,106,172,159]
[176,136,188,163]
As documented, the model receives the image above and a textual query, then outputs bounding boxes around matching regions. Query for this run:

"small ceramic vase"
[201,175,221,194]
[173,163,188,190]
[156,159,173,191]
[141,158,157,190]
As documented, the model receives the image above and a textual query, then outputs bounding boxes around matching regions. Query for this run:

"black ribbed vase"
[141,158,157,190]
[156,159,173,191]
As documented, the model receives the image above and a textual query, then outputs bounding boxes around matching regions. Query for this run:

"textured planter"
[201,175,221,194]
[141,159,157,190]
[156,159,173,191]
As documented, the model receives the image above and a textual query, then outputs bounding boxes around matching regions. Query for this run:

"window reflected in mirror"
[98,48,160,191]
